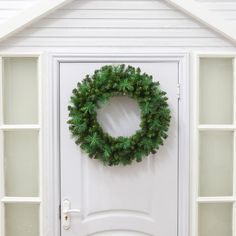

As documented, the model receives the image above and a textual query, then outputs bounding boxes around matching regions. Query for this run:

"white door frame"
[44,53,190,236]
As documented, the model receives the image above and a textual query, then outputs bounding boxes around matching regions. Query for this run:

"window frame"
[0,52,43,236]
[192,52,236,236]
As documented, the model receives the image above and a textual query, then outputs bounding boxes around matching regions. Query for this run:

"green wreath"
[68,64,171,166]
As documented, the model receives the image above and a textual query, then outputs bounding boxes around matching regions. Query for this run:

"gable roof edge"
[0,0,73,43]
[165,0,236,45]
[0,0,235,45]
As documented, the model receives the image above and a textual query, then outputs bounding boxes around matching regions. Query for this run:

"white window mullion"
[192,54,200,236]
[197,196,235,203]
[38,56,43,236]
[232,131,236,236]
[198,125,236,131]
[2,197,42,204]
[0,130,4,205]
[0,124,40,130]
[233,57,236,132]
[0,56,5,236]
[0,132,5,236]
[232,57,236,236]
[1,197,41,204]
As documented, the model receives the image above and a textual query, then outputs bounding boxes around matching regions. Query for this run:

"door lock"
[62,199,81,230]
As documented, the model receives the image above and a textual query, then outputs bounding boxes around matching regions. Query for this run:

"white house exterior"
[0,1,236,236]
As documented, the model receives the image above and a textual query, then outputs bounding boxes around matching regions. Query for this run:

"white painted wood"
[191,53,200,236]
[233,58,236,236]
[42,8,236,22]
[1,37,233,48]
[0,1,235,235]
[0,1,37,9]
[17,28,217,38]
[0,51,190,236]
[198,124,236,130]
[57,54,187,235]
[0,1,233,52]
[0,0,236,51]
[0,130,3,200]
[0,10,23,19]
[0,57,4,236]
[197,2,236,11]
[1,197,41,203]
[17,19,204,29]
[48,9,187,19]
[37,55,43,236]
[0,124,40,130]
[0,0,73,43]
[165,0,236,44]
[177,54,190,236]
[49,54,63,236]
[62,0,171,10]
[197,197,235,203]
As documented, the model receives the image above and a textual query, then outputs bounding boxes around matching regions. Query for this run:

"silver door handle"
[64,209,80,214]
[63,199,81,230]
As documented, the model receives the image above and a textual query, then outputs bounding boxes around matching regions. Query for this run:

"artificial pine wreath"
[68,64,171,166]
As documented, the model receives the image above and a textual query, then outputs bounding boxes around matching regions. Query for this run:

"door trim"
[45,53,190,236]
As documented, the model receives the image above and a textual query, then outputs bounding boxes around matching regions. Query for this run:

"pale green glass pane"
[199,131,233,196]
[199,58,233,124]
[3,57,38,124]
[5,204,39,236]
[4,131,39,197]
[199,203,232,236]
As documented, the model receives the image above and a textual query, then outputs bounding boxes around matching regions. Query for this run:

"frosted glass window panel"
[198,203,232,236]
[199,131,233,196]
[3,57,38,124]
[5,204,39,236]
[4,131,39,197]
[199,58,233,124]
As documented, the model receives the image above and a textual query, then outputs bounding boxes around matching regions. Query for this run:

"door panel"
[60,62,179,236]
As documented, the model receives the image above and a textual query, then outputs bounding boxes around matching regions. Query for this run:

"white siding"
[0,1,37,24]
[199,2,236,19]
[0,0,236,53]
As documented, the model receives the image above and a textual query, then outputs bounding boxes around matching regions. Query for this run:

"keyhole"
[65,215,68,221]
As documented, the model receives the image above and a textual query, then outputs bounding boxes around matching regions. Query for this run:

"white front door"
[60,60,179,236]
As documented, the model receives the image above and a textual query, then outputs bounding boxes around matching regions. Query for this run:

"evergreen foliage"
[68,64,171,166]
